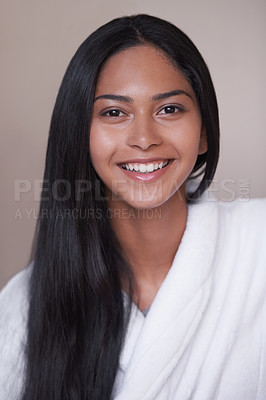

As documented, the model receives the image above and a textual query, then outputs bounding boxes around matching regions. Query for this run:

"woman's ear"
[198,126,207,155]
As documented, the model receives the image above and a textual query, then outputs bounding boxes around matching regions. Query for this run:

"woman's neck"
[108,186,188,310]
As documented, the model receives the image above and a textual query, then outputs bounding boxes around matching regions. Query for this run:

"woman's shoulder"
[216,197,266,237]
[0,263,32,316]
[190,196,266,277]
[190,194,266,238]
[216,197,266,216]
[0,262,32,347]
[194,194,266,231]
[0,263,32,399]
[213,199,266,318]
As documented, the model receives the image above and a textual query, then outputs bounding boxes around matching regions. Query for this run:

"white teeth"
[146,164,154,172]
[122,160,169,173]
[139,164,147,173]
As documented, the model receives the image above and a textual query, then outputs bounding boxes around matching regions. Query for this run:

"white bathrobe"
[1,197,266,400]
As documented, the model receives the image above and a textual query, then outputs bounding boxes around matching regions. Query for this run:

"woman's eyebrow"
[94,94,133,103]
[152,89,192,101]
[94,90,192,103]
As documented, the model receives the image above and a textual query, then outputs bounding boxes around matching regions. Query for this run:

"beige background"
[1,0,265,289]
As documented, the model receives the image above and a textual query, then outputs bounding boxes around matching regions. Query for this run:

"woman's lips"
[118,159,173,182]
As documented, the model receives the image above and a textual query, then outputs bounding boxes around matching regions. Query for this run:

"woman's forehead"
[95,45,194,99]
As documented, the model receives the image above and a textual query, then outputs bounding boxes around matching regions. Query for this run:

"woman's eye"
[102,109,125,117]
[158,105,183,114]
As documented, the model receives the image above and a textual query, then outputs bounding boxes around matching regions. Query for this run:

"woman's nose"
[126,115,162,150]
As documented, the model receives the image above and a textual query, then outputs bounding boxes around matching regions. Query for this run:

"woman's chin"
[110,191,181,213]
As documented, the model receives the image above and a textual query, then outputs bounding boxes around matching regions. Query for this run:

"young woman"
[0,14,265,400]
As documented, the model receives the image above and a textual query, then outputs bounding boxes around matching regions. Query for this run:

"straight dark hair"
[22,14,219,400]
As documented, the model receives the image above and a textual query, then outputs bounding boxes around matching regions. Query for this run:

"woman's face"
[90,45,206,210]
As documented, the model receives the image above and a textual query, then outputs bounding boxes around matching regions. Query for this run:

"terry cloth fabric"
[0,264,31,400]
[113,198,266,399]
[1,198,266,400]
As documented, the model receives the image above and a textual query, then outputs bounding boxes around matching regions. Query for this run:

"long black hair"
[22,14,219,400]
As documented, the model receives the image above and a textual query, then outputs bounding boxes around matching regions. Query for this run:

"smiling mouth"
[120,160,170,174]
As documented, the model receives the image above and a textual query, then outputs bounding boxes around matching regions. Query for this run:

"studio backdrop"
[0,0,265,288]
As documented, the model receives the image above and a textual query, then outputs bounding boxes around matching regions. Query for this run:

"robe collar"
[117,199,218,399]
